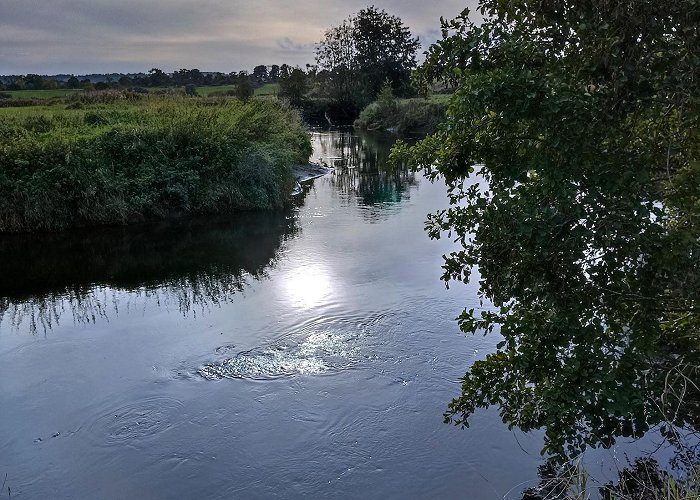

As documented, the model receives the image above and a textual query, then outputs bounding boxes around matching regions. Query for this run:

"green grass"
[1,85,281,101]
[195,83,279,97]
[148,84,280,97]
[354,97,448,135]
[427,93,452,104]
[0,95,311,232]
[3,89,84,99]
[254,83,280,96]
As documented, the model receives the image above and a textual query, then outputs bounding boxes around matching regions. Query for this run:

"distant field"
[254,83,279,96]
[4,89,84,99]
[194,83,279,96]
[428,93,452,104]
[1,84,281,100]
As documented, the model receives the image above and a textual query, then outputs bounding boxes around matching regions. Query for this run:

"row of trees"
[0,65,299,92]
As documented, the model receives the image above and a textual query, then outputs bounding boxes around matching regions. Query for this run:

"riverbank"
[0,95,312,232]
[354,95,448,136]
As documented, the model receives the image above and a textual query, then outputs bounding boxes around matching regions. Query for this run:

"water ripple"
[84,396,184,448]
[198,311,394,380]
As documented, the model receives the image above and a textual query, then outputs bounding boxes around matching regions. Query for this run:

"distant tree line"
[0,64,297,92]
[0,6,423,123]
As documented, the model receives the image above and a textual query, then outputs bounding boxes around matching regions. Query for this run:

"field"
[3,88,85,99]
[191,83,279,96]
[2,83,280,100]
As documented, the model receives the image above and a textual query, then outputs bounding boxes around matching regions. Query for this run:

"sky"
[0,0,476,75]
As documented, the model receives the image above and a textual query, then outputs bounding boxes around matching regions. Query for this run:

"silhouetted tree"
[253,65,269,83]
[66,76,80,89]
[279,68,308,106]
[148,68,170,87]
[235,73,254,101]
[316,7,419,109]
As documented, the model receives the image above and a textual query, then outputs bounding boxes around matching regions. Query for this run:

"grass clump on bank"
[354,85,448,135]
[0,96,311,232]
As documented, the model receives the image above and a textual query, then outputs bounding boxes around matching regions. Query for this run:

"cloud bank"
[0,0,475,74]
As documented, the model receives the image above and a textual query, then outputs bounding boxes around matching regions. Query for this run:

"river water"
[0,130,663,499]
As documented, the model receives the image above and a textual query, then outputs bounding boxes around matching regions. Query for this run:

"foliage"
[253,65,269,83]
[3,89,83,100]
[279,68,308,107]
[600,458,691,500]
[355,90,447,135]
[235,76,254,101]
[315,6,420,110]
[0,97,311,232]
[393,0,700,457]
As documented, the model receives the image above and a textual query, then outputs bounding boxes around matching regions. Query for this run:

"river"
[0,130,670,499]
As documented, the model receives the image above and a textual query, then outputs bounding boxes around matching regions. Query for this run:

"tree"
[172,68,203,86]
[316,6,420,109]
[279,64,291,79]
[66,76,80,89]
[117,75,133,87]
[395,0,700,458]
[279,68,307,106]
[269,65,281,82]
[148,68,170,87]
[253,65,269,83]
[235,73,254,101]
[24,74,45,90]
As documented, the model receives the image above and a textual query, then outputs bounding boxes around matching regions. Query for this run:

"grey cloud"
[0,0,476,74]
[276,38,317,53]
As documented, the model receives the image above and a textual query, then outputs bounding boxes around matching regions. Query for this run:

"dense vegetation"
[354,84,448,135]
[0,96,311,232]
[395,0,699,465]
[314,6,421,117]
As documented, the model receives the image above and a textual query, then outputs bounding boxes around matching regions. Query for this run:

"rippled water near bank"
[0,129,673,499]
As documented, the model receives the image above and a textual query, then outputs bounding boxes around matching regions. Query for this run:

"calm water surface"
[0,130,656,499]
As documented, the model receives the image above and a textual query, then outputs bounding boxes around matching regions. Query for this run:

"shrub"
[354,97,446,135]
[0,97,311,232]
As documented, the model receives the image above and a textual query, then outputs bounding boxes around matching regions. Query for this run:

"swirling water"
[0,130,666,499]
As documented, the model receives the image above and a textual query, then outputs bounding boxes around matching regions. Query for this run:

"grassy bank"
[0,95,311,232]
[354,95,448,135]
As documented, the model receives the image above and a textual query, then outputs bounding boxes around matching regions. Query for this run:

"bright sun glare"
[282,266,333,309]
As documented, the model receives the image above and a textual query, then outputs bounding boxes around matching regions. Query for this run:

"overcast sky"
[0,0,476,75]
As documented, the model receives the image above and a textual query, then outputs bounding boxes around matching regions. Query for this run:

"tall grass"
[354,96,447,135]
[0,96,311,232]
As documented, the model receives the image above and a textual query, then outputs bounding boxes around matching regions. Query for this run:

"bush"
[0,97,312,232]
[354,97,447,135]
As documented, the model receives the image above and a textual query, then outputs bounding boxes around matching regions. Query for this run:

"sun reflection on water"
[282,265,333,309]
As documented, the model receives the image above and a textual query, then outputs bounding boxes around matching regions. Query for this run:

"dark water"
[0,130,668,499]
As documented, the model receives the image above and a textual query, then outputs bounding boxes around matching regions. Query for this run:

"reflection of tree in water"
[0,211,299,334]
[312,129,417,212]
